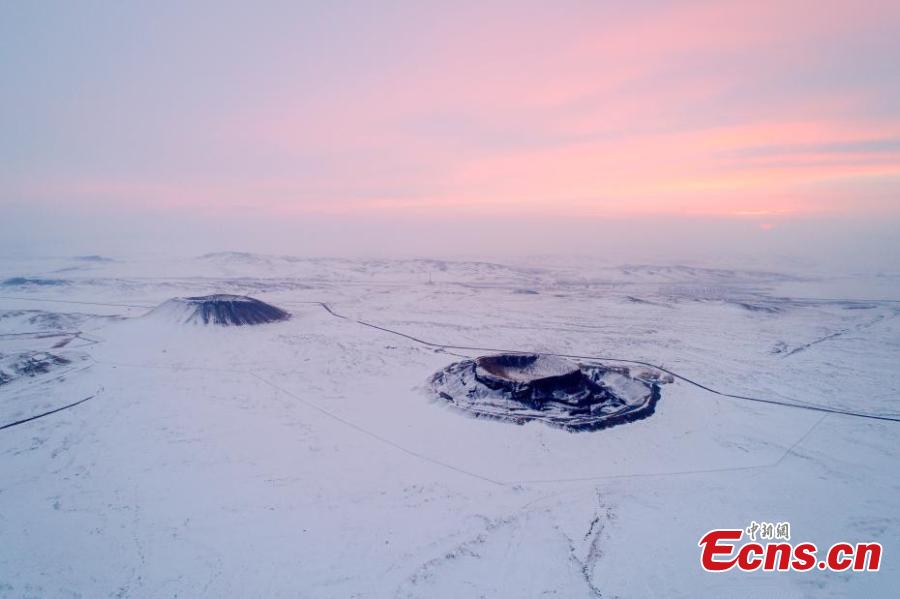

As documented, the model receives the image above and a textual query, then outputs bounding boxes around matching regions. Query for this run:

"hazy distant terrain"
[1,253,898,597]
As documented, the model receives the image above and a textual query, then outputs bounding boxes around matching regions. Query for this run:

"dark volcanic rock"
[431,353,666,431]
[73,255,114,262]
[0,352,72,385]
[2,277,69,287]
[152,294,291,326]
[474,354,585,406]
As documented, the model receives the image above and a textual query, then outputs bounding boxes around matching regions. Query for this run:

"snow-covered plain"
[1,253,898,598]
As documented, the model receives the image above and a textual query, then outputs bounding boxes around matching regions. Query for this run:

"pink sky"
[2,0,900,258]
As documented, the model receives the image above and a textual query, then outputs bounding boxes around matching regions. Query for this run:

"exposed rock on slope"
[431,353,665,431]
[149,294,290,326]
[1,277,69,287]
[0,352,72,385]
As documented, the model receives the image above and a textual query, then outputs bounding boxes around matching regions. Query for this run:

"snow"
[0,254,898,597]
[475,353,580,383]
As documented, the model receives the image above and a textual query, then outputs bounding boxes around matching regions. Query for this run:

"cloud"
[2,0,900,248]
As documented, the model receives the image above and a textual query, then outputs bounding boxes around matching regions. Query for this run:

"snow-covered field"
[1,253,898,598]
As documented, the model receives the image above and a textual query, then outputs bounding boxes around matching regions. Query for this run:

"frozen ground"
[1,253,898,598]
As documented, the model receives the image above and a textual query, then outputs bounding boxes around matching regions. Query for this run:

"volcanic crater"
[150,294,291,326]
[430,353,666,431]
